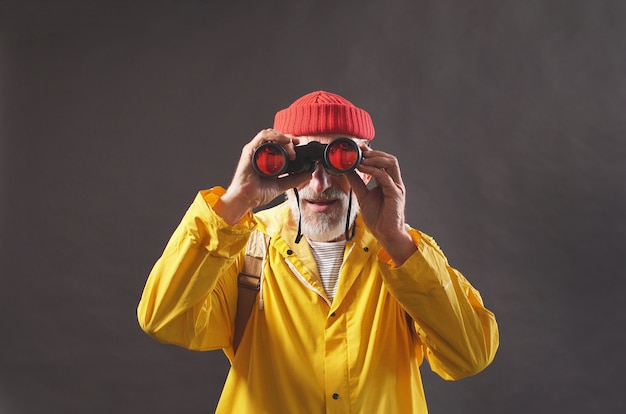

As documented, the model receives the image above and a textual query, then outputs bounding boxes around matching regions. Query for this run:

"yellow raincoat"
[138,187,499,413]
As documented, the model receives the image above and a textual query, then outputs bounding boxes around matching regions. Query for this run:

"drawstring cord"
[258,236,270,311]
[345,189,356,241]
[294,188,304,244]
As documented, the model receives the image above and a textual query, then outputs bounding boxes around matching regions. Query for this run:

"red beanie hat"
[273,91,375,140]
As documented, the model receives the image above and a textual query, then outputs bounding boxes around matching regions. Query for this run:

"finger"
[251,129,298,160]
[345,170,369,201]
[273,133,299,160]
[359,148,403,184]
[357,163,394,184]
[360,148,397,169]
[254,128,290,143]
[275,170,313,192]
[356,163,405,198]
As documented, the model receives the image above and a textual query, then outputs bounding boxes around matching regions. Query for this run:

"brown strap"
[233,241,265,353]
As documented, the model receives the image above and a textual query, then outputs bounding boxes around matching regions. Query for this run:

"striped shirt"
[307,239,346,301]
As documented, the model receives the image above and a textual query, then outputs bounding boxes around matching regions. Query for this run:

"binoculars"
[252,137,362,177]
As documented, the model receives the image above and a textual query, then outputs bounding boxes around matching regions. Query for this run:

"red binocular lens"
[325,139,361,173]
[252,137,362,177]
[253,145,289,177]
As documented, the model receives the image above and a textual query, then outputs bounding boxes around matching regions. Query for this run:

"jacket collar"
[254,201,379,309]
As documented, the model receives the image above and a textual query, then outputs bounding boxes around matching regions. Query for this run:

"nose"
[308,162,332,193]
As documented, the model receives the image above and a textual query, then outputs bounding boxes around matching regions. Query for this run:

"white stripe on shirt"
[307,239,346,302]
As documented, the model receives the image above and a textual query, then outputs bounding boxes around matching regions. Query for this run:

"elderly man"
[138,90,499,413]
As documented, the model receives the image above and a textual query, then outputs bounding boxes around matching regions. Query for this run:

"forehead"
[296,135,358,145]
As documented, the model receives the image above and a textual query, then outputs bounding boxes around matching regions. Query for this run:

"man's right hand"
[214,129,313,225]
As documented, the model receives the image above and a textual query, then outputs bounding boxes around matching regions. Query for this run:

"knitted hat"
[273,91,375,140]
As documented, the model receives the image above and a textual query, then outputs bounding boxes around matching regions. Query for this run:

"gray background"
[1,1,625,413]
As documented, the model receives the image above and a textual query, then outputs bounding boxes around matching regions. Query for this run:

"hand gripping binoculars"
[252,137,362,178]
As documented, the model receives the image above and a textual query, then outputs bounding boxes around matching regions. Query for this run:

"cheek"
[295,180,311,191]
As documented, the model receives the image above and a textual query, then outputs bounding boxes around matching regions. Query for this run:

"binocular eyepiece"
[252,137,362,177]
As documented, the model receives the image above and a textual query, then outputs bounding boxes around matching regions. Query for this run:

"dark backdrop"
[1,1,625,413]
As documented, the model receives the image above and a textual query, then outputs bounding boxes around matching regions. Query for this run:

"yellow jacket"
[138,187,499,413]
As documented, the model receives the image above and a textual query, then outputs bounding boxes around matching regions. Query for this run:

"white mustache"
[297,187,347,202]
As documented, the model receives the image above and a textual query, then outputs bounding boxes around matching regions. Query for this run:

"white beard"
[287,186,359,242]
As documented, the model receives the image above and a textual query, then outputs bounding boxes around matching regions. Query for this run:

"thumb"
[346,171,369,202]
[276,171,313,193]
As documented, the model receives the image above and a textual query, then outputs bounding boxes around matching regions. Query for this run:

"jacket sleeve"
[137,187,255,352]
[379,229,499,380]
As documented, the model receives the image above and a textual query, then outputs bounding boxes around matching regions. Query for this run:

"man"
[138,91,499,413]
